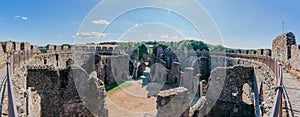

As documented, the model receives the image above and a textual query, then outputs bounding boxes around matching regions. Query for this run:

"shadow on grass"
[106,82,132,94]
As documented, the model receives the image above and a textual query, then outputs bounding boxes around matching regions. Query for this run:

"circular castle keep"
[0,32,299,117]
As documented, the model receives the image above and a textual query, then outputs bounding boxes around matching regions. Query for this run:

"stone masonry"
[272,32,296,69]
[26,66,107,117]
[191,66,255,117]
[156,87,190,117]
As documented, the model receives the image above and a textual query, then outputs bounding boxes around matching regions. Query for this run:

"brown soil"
[106,80,157,117]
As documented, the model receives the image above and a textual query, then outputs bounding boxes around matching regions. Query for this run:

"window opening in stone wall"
[287,46,291,59]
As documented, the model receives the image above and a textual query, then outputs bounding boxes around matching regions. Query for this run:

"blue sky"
[0,0,300,49]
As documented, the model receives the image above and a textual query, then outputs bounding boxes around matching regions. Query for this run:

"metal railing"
[271,64,284,117]
[6,55,18,117]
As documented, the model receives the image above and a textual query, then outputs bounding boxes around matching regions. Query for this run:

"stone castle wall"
[26,66,107,117]
[272,32,300,81]
[186,54,277,117]
[272,32,296,69]
[290,44,300,80]
[0,41,123,117]
[205,66,255,117]
[1,31,300,117]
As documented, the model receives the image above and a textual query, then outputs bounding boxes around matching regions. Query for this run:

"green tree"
[178,40,208,51]
[152,44,168,55]
[210,45,226,51]
[138,44,148,60]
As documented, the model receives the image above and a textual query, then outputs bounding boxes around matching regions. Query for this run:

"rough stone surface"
[202,66,255,117]
[156,87,190,117]
[192,57,211,80]
[272,32,296,69]
[181,67,198,96]
[168,62,181,86]
[1,42,13,53]
[0,46,6,68]
[1,36,299,117]
[13,42,21,51]
[290,44,300,80]
[26,67,106,117]
[21,42,31,51]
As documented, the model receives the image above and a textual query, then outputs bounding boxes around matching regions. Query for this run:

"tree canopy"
[138,44,148,60]
[178,40,209,51]
[152,44,169,55]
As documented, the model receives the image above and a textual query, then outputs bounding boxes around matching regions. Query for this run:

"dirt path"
[106,80,157,117]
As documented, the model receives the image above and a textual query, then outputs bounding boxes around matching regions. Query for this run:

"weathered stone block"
[26,67,107,117]
[46,45,55,50]
[169,62,181,86]
[156,87,190,117]
[1,42,13,52]
[192,57,211,80]
[205,66,255,117]
[272,32,296,69]
[13,42,21,51]
[54,45,62,51]
[21,42,31,51]
[62,45,69,50]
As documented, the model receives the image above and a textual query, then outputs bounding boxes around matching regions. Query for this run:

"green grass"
[106,82,132,94]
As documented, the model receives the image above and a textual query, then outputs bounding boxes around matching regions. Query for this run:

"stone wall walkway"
[0,67,7,116]
[283,72,300,116]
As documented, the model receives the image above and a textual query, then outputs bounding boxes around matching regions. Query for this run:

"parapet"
[1,41,13,53]
[47,45,55,50]
[21,42,31,51]
[62,45,69,50]
[13,42,21,51]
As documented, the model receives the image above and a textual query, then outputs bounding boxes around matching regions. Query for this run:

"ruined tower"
[272,32,296,69]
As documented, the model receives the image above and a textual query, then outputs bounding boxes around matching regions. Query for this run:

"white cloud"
[135,23,138,27]
[14,15,28,20]
[14,16,21,19]
[21,16,28,20]
[172,36,178,39]
[160,34,169,39]
[75,32,106,39]
[92,20,110,25]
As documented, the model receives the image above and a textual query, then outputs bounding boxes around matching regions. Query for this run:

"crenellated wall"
[1,31,300,117]
[0,41,124,117]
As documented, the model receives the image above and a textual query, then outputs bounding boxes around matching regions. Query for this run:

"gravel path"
[283,72,300,116]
